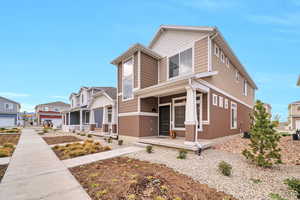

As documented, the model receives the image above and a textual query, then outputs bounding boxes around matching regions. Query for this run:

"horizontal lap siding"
[117,63,122,93]
[141,97,158,113]
[141,53,158,89]
[194,37,208,73]
[118,96,138,113]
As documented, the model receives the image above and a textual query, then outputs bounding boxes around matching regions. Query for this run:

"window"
[169,48,192,78]
[224,99,229,109]
[235,70,240,81]
[122,57,134,100]
[243,80,248,96]
[174,105,185,128]
[214,44,220,57]
[107,107,112,123]
[231,102,237,129]
[219,96,223,108]
[220,51,225,63]
[226,57,229,67]
[44,107,49,111]
[212,94,218,106]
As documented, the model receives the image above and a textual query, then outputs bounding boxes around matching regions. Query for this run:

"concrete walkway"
[0,157,10,165]
[0,128,91,200]
[63,146,143,168]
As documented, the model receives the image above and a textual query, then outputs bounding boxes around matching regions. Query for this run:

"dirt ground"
[214,135,300,165]
[0,134,20,146]
[70,157,237,200]
[42,136,82,145]
[0,165,8,182]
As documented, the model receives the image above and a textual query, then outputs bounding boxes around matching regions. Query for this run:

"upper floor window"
[224,98,229,109]
[169,48,192,78]
[212,94,218,106]
[220,51,225,63]
[122,57,134,100]
[235,70,240,81]
[4,103,13,110]
[219,96,223,108]
[214,44,220,57]
[226,57,229,67]
[243,80,248,96]
[44,107,49,111]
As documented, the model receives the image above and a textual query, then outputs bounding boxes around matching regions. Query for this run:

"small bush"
[284,178,300,198]
[218,161,232,176]
[177,149,187,159]
[80,133,86,136]
[3,143,14,148]
[155,196,166,200]
[87,134,92,138]
[107,137,112,143]
[269,193,288,200]
[146,145,153,153]
[118,140,123,145]
[0,149,10,157]
[43,129,49,133]
[127,194,136,200]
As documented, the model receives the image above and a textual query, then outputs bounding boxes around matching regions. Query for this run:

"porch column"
[89,109,96,131]
[184,86,197,145]
[111,104,117,133]
[80,109,83,131]
[68,112,71,125]
[102,106,108,133]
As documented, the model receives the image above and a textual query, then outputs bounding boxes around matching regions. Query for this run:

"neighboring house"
[62,87,117,134]
[288,101,300,130]
[35,101,70,128]
[0,96,21,127]
[263,103,272,117]
[111,25,257,144]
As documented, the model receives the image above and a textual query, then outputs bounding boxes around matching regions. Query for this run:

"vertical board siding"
[140,52,158,89]
[194,37,208,73]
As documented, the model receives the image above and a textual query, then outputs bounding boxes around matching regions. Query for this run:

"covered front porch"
[62,108,90,132]
[136,78,210,146]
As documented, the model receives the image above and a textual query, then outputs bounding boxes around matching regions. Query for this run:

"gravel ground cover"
[70,157,237,200]
[0,164,8,182]
[0,134,20,146]
[127,146,300,200]
[42,136,82,145]
[214,134,300,165]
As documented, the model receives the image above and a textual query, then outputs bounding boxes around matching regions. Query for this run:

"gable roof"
[297,75,300,86]
[290,100,300,104]
[111,43,163,66]
[148,25,258,89]
[35,101,70,109]
[0,96,20,107]
[69,87,116,99]
[93,87,117,100]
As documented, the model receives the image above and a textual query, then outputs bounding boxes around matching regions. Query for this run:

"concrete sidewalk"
[0,128,91,200]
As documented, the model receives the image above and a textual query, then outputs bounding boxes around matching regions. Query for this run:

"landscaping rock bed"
[214,134,300,165]
[128,147,300,200]
[52,140,111,160]
[0,134,20,146]
[70,157,237,200]
[0,164,8,182]
[42,136,82,145]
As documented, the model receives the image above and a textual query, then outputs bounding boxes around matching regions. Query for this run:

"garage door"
[296,120,300,130]
[0,117,15,127]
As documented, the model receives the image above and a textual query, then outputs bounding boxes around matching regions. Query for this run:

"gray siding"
[0,98,19,114]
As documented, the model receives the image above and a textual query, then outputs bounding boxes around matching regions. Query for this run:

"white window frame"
[230,102,238,129]
[224,98,229,109]
[168,47,194,80]
[219,96,223,108]
[226,57,229,67]
[243,79,248,96]
[122,56,134,101]
[235,70,240,82]
[212,94,218,106]
[214,44,220,57]
[220,51,225,63]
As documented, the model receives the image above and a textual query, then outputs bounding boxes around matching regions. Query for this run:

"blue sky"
[0,0,299,121]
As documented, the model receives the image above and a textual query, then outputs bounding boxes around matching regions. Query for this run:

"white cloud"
[171,0,238,11]
[247,13,300,26]
[0,92,30,98]
[20,103,35,113]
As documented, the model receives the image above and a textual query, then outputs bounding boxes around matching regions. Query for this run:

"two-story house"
[111,25,257,145]
[0,96,21,127]
[35,101,70,128]
[62,86,117,134]
[288,101,300,130]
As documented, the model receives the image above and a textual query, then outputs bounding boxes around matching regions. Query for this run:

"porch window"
[107,107,112,123]
[174,105,185,128]
[122,57,134,100]
[169,48,192,78]
[231,102,237,129]
[243,80,248,96]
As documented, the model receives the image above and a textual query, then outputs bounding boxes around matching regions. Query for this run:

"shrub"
[218,161,232,176]
[43,129,49,133]
[0,149,10,157]
[80,133,86,136]
[127,194,136,200]
[3,143,14,148]
[284,178,300,198]
[107,137,112,143]
[118,140,123,145]
[146,145,153,153]
[250,178,262,184]
[269,193,288,200]
[177,149,187,159]
[103,146,111,151]
[155,196,166,200]
[87,134,92,138]
[242,100,282,168]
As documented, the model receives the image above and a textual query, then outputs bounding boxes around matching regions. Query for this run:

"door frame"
[158,103,171,136]
[296,119,300,130]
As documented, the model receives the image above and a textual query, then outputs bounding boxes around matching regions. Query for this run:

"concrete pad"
[0,157,10,165]
[63,146,143,168]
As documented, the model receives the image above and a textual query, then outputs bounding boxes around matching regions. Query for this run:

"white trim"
[230,101,238,129]
[122,56,134,101]
[224,98,229,109]
[158,56,160,83]
[243,79,248,96]
[118,93,122,96]
[138,50,141,89]
[219,96,223,108]
[226,57,230,68]
[158,103,171,136]
[118,112,158,117]
[214,43,220,57]
[212,94,218,106]
[197,79,253,109]
[208,36,212,72]
[220,51,225,63]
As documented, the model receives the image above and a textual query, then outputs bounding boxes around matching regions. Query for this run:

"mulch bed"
[0,164,8,182]
[0,134,20,146]
[214,135,300,165]
[70,157,237,200]
[42,136,82,145]
[52,140,111,160]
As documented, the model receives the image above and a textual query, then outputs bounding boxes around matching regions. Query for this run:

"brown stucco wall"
[194,37,208,73]
[140,52,158,89]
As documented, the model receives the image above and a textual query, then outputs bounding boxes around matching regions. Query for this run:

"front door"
[159,105,170,136]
